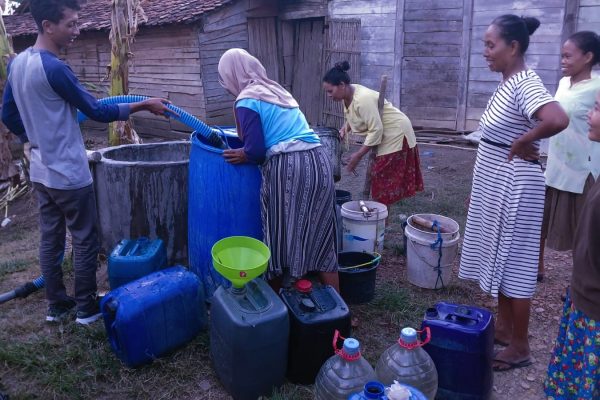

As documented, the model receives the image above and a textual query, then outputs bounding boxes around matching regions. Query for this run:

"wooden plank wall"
[578,0,600,32]
[14,26,205,140]
[465,0,566,131]
[198,1,249,126]
[328,0,401,105]
[401,0,464,129]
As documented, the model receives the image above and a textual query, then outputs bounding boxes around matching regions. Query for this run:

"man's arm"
[43,55,173,122]
[1,79,28,143]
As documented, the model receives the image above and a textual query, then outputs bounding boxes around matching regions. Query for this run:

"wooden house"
[4,0,600,138]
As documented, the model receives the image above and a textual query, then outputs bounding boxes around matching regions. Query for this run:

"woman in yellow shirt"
[322,61,423,205]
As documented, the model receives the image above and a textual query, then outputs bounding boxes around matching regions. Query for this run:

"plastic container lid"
[295,279,313,293]
[343,338,360,355]
[363,381,385,398]
[400,327,417,344]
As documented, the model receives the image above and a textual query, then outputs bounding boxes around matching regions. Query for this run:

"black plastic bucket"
[338,251,380,304]
[335,189,352,206]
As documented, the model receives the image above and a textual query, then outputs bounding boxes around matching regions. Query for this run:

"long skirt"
[544,293,600,399]
[261,146,338,280]
[458,140,544,298]
[542,174,595,251]
[370,138,424,206]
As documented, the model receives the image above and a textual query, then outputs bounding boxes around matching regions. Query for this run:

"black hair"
[30,0,81,33]
[568,31,600,66]
[491,14,540,54]
[323,61,351,85]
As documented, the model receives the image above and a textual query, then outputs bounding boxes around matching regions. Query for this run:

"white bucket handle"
[407,237,459,269]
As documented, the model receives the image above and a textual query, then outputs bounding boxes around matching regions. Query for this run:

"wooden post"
[393,0,405,108]
[455,0,474,131]
[558,0,580,84]
[362,75,388,198]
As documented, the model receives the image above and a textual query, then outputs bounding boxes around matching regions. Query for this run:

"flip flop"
[494,338,509,347]
[492,357,532,372]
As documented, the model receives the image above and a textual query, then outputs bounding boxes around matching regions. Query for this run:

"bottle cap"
[342,338,360,355]
[400,327,417,344]
[295,279,312,293]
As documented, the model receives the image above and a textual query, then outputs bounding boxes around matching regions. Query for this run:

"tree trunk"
[108,0,144,146]
[0,10,18,182]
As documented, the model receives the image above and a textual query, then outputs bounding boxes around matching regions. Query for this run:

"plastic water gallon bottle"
[314,331,377,400]
[348,381,388,399]
[375,327,438,400]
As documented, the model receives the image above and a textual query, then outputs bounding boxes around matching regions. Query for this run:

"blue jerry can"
[421,302,494,400]
[108,237,167,289]
[101,266,207,368]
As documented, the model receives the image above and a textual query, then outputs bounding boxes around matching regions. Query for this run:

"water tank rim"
[98,140,190,166]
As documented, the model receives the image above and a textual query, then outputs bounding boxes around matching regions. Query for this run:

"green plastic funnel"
[211,236,270,288]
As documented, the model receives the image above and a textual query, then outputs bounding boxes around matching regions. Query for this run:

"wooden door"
[291,18,325,125]
[321,19,361,128]
[248,17,280,82]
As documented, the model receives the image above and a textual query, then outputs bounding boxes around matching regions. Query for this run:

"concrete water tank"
[92,141,190,264]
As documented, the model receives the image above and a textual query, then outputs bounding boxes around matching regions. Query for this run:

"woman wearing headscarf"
[217,48,339,291]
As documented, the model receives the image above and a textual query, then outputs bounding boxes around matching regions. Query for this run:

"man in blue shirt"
[2,0,173,324]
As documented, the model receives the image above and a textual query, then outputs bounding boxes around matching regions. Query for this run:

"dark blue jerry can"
[100,266,207,368]
[108,237,167,289]
[210,278,289,400]
[188,131,262,297]
[280,280,352,384]
[421,302,494,400]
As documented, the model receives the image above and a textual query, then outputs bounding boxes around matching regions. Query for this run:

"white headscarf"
[217,48,299,108]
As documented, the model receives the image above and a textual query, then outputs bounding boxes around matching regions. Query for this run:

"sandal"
[493,357,533,372]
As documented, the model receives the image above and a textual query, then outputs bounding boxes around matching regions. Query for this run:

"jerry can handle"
[398,327,431,349]
[109,321,122,353]
[446,306,480,324]
[332,329,360,361]
[104,299,122,353]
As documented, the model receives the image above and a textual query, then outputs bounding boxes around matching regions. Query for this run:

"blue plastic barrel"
[188,131,263,297]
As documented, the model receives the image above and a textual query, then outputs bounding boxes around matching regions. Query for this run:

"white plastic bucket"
[405,214,460,289]
[341,201,388,252]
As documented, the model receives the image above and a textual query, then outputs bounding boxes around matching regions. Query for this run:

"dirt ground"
[338,141,570,400]
[0,138,570,400]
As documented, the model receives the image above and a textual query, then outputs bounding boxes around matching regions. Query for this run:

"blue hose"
[0,275,45,304]
[77,95,228,149]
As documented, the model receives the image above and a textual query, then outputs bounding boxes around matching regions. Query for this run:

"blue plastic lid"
[363,381,385,398]
[400,327,417,344]
[343,338,360,355]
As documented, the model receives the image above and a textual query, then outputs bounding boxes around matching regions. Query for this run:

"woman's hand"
[346,152,362,174]
[223,148,248,164]
[339,125,348,140]
[508,136,539,162]
[339,122,350,140]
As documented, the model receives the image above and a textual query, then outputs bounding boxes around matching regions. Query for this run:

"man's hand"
[222,148,248,164]
[140,98,179,118]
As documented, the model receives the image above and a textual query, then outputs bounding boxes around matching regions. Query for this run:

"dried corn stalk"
[108,0,147,146]
[0,4,18,182]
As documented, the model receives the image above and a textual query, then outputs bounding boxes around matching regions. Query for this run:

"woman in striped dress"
[458,15,569,371]
[217,48,339,292]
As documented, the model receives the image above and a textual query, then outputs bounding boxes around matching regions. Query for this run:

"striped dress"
[458,70,555,298]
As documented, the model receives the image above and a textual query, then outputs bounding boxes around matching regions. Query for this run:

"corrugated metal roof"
[4,0,233,37]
